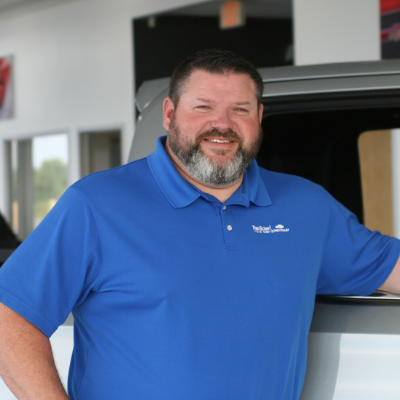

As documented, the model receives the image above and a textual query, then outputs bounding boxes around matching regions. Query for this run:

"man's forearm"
[0,302,69,400]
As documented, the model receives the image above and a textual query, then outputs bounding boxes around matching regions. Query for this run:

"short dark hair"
[169,49,264,107]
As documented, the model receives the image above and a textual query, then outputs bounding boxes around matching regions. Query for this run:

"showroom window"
[7,133,68,240]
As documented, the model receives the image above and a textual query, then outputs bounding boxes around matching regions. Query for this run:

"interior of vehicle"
[258,92,400,231]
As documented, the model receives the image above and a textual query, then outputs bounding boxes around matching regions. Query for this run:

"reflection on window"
[8,133,68,239]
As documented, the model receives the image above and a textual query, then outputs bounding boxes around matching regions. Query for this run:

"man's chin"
[198,146,239,163]
[203,155,237,166]
[199,143,239,158]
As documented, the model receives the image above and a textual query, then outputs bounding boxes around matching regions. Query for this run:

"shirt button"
[227,225,233,231]
[223,206,227,210]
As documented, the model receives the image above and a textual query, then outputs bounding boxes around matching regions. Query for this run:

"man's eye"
[235,108,248,112]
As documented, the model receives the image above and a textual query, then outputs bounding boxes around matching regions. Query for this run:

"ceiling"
[0,0,54,12]
[169,0,292,19]
[0,0,74,18]
[0,0,292,19]
[0,0,29,8]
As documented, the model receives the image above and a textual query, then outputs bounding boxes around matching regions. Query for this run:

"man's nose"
[210,109,231,131]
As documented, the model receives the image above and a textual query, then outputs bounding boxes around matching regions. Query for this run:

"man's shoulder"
[257,167,330,201]
[258,167,324,190]
[71,157,155,201]
[75,157,150,187]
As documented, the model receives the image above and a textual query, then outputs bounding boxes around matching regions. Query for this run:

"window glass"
[33,134,68,229]
[10,140,18,235]
[7,133,68,239]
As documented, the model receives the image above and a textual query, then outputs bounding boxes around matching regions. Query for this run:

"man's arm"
[378,254,400,295]
[0,302,69,400]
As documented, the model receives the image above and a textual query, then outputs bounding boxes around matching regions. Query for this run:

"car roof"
[258,59,400,98]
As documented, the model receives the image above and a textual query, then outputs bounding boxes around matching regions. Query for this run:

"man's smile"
[205,138,234,144]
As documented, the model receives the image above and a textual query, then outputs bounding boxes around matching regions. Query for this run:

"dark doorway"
[133,13,292,95]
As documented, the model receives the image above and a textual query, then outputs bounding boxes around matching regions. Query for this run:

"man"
[0,49,399,400]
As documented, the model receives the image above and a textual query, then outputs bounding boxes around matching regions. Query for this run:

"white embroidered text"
[252,224,290,234]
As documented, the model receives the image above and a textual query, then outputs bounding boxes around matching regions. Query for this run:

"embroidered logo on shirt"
[252,224,290,234]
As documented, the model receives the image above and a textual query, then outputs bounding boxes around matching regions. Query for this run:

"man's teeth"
[206,139,232,143]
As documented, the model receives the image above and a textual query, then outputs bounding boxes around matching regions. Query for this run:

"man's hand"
[378,254,400,295]
[0,302,69,399]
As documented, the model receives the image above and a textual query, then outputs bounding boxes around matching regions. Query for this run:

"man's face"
[163,70,263,187]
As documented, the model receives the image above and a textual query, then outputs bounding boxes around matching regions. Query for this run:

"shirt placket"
[220,204,237,249]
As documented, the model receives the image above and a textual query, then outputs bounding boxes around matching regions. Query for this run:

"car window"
[258,103,400,227]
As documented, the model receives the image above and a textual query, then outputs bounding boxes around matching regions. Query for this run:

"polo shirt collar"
[241,159,272,207]
[147,136,272,208]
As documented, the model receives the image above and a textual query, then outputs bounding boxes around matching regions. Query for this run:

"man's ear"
[258,104,264,123]
[163,97,175,130]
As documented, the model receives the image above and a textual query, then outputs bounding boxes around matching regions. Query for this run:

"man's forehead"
[187,69,250,82]
[183,69,257,94]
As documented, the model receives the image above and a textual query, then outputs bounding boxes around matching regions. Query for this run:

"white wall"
[293,0,380,65]
[0,0,209,216]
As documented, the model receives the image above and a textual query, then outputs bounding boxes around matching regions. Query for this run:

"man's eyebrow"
[195,98,253,106]
[233,101,252,106]
[196,97,214,103]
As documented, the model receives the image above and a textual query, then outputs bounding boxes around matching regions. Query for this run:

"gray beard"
[168,125,262,186]
[174,145,249,186]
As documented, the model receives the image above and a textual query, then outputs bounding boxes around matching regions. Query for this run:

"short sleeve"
[0,187,102,337]
[317,196,400,295]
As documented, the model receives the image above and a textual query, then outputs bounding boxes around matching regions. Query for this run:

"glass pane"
[8,138,33,239]
[10,140,18,234]
[32,134,68,229]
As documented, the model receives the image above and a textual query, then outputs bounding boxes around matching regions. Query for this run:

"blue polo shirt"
[0,136,399,400]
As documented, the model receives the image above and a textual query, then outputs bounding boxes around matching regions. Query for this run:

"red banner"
[381,0,400,58]
[0,56,13,120]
